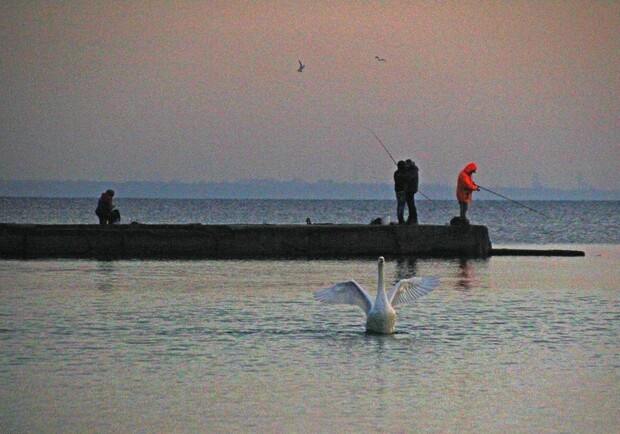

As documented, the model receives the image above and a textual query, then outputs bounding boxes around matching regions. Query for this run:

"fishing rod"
[477,185,551,217]
[367,128,435,202]
[367,128,397,165]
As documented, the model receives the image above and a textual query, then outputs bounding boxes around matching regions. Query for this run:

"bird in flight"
[297,60,305,72]
[375,56,386,62]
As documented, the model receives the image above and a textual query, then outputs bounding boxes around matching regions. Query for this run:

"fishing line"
[477,185,551,218]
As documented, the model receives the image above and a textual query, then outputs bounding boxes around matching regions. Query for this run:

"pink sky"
[1,1,618,190]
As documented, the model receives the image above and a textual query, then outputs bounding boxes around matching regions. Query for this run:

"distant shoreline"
[1,197,619,203]
[1,180,619,201]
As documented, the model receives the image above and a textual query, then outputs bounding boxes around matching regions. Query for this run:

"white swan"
[315,256,439,334]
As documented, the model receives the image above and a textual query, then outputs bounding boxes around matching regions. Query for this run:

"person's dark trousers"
[406,192,418,224]
[396,191,406,224]
[96,210,120,224]
[459,201,468,220]
[96,211,108,225]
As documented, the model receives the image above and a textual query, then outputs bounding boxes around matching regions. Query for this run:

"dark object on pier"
[450,216,470,226]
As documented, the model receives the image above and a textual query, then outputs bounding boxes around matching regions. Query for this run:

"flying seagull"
[297,60,305,72]
[375,56,387,62]
[315,256,439,334]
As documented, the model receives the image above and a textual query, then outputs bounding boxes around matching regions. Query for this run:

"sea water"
[0,199,618,432]
[1,197,620,245]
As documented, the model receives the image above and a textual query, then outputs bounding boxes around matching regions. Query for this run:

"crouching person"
[95,189,121,224]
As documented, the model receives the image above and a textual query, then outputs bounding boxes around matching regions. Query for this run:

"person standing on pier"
[95,189,121,225]
[404,159,419,224]
[393,160,407,224]
[456,162,480,223]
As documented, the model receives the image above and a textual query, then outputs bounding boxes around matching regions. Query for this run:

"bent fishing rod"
[367,128,435,202]
[477,185,550,217]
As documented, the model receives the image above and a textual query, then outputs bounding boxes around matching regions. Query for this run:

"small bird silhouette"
[375,56,386,62]
[297,60,305,72]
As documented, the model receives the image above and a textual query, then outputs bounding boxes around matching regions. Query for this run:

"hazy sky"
[1,1,619,190]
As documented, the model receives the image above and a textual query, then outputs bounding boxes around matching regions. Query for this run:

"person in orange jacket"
[456,162,480,222]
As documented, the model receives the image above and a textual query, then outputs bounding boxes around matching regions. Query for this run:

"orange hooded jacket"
[456,162,478,203]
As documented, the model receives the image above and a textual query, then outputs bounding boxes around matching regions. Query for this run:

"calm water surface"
[1,245,618,433]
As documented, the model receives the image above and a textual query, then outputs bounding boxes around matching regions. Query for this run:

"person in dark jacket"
[95,189,121,225]
[393,160,407,224]
[404,159,419,224]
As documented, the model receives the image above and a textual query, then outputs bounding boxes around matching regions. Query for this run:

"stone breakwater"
[0,223,493,259]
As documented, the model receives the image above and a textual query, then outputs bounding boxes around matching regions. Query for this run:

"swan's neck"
[376,261,389,306]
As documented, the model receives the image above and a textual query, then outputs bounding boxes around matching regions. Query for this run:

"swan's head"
[377,257,386,287]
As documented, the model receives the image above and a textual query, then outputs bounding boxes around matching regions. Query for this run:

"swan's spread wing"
[315,280,373,315]
[387,276,439,307]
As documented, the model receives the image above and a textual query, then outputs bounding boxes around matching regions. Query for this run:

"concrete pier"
[0,223,492,259]
[490,248,585,257]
